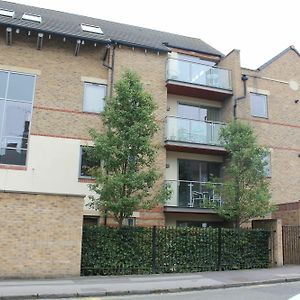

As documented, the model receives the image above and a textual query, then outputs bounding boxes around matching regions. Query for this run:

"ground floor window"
[83,216,99,225]
[177,220,222,228]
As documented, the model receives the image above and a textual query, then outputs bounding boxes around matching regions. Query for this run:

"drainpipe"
[102,43,116,98]
[233,74,248,119]
[101,44,116,226]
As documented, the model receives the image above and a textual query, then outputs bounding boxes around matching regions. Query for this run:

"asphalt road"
[47,281,300,300]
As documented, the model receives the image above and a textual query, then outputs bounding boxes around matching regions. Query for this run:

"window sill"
[78,177,95,183]
[251,115,269,119]
[82,111,102,116]
[0,164,27,171]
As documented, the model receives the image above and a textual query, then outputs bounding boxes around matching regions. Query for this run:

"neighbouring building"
[0,0,299,277]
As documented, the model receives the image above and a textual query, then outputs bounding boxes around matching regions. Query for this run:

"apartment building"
[0,0,299,277]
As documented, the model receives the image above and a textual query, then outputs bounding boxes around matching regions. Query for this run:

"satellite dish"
[289,80,299,91]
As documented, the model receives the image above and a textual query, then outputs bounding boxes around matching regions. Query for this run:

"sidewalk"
[1,266,300,299]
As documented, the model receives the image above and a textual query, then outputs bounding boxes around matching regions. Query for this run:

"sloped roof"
[258,45,300,70]
[0,0,223,56]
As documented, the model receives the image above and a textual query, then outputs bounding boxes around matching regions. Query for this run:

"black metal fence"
[81,226,271,276]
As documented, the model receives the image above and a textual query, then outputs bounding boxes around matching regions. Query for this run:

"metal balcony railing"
[166,57,232,90]
[165,116,225,146]
[165,180,223,209]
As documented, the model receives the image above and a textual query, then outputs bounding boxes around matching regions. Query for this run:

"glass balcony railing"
[165,180,222,208]
[166,58,232,90]
[165,116,225,146]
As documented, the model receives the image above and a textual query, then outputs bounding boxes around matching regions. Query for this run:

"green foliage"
[217,121,273,227]
[81,225,271,276]
[87,70,170,226]
[81,226,153,275]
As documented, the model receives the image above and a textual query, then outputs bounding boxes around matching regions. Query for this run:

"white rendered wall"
[0,135,91,196]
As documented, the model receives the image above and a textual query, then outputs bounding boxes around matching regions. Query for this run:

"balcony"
[164,180,222,213]
[165,116,226,154]
[166,58,233,100]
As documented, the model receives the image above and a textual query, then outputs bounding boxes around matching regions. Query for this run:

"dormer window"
[81,23,103,34]
[22,13,42,23]
[0,8,15,18]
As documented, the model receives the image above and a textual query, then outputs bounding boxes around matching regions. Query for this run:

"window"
[81,23,103,34]
[83,82,106,113]
[250,93,268,118]
[0,71,36,166]
[0,9,15,17]
[79,146,97,177]
[123,217,136,227]
[22,13,42,23]
[83,216,99,225]
[263,153,271,177]
[177,103,220,121]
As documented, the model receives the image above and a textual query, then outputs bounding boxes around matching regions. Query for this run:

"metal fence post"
[152,226,157,273]
[217,227,222,271]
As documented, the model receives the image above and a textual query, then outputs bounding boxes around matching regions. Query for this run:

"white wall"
[0,135,91,196]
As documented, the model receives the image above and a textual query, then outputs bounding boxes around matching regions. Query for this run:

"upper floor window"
[79,146,100,178]
[263,153,272,177]
[0,70,36,166]
[177,103,220,122]
[250,93,268,118]
[83,82,106,113]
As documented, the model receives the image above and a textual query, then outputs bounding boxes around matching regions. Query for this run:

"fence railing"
[81,226,272,276]
[165,180,222,208]
[165,116,225,146]
[166,57,232,90]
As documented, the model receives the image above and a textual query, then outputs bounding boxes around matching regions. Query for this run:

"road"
[45,281,300,300]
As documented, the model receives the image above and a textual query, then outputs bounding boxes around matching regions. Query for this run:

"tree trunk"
[117,218,123,228]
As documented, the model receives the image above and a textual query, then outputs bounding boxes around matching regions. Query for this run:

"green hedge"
[81,226,270,276]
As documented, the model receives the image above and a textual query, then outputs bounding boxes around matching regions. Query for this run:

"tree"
[217,120,273,228]
[87,70,170,227]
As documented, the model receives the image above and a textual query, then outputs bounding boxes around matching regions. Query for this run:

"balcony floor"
[166,80,233,101]
[165,140,227,155]
[164,206,218,214]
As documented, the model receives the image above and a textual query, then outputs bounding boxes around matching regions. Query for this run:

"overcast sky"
[9,0,300,69]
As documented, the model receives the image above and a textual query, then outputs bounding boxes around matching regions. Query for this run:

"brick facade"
[272,201,300,226]
[0,2,299,278]
[0,192,83,278]
[238,49,300,212]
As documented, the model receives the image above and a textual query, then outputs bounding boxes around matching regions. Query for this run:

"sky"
[8,0,300,69]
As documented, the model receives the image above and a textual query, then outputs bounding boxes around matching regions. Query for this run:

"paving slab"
[0,266,300,299]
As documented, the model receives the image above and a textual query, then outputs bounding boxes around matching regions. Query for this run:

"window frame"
[0,8,15,18]
[250,92,268,119]
[263,152,272,178]
[83,82,107,114]
[0,70,36,167]
[79,146,91,178]
[81,23,103,34]
[22,13,42,23]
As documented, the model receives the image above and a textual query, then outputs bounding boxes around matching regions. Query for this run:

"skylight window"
[81,23,103,34]
[0,8,15,18]
[22,13,42,23]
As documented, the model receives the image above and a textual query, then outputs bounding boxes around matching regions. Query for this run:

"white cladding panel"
[0,135,90,195]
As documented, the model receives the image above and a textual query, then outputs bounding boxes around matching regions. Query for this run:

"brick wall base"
[0,192,84,278]
[272,201,300,226]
